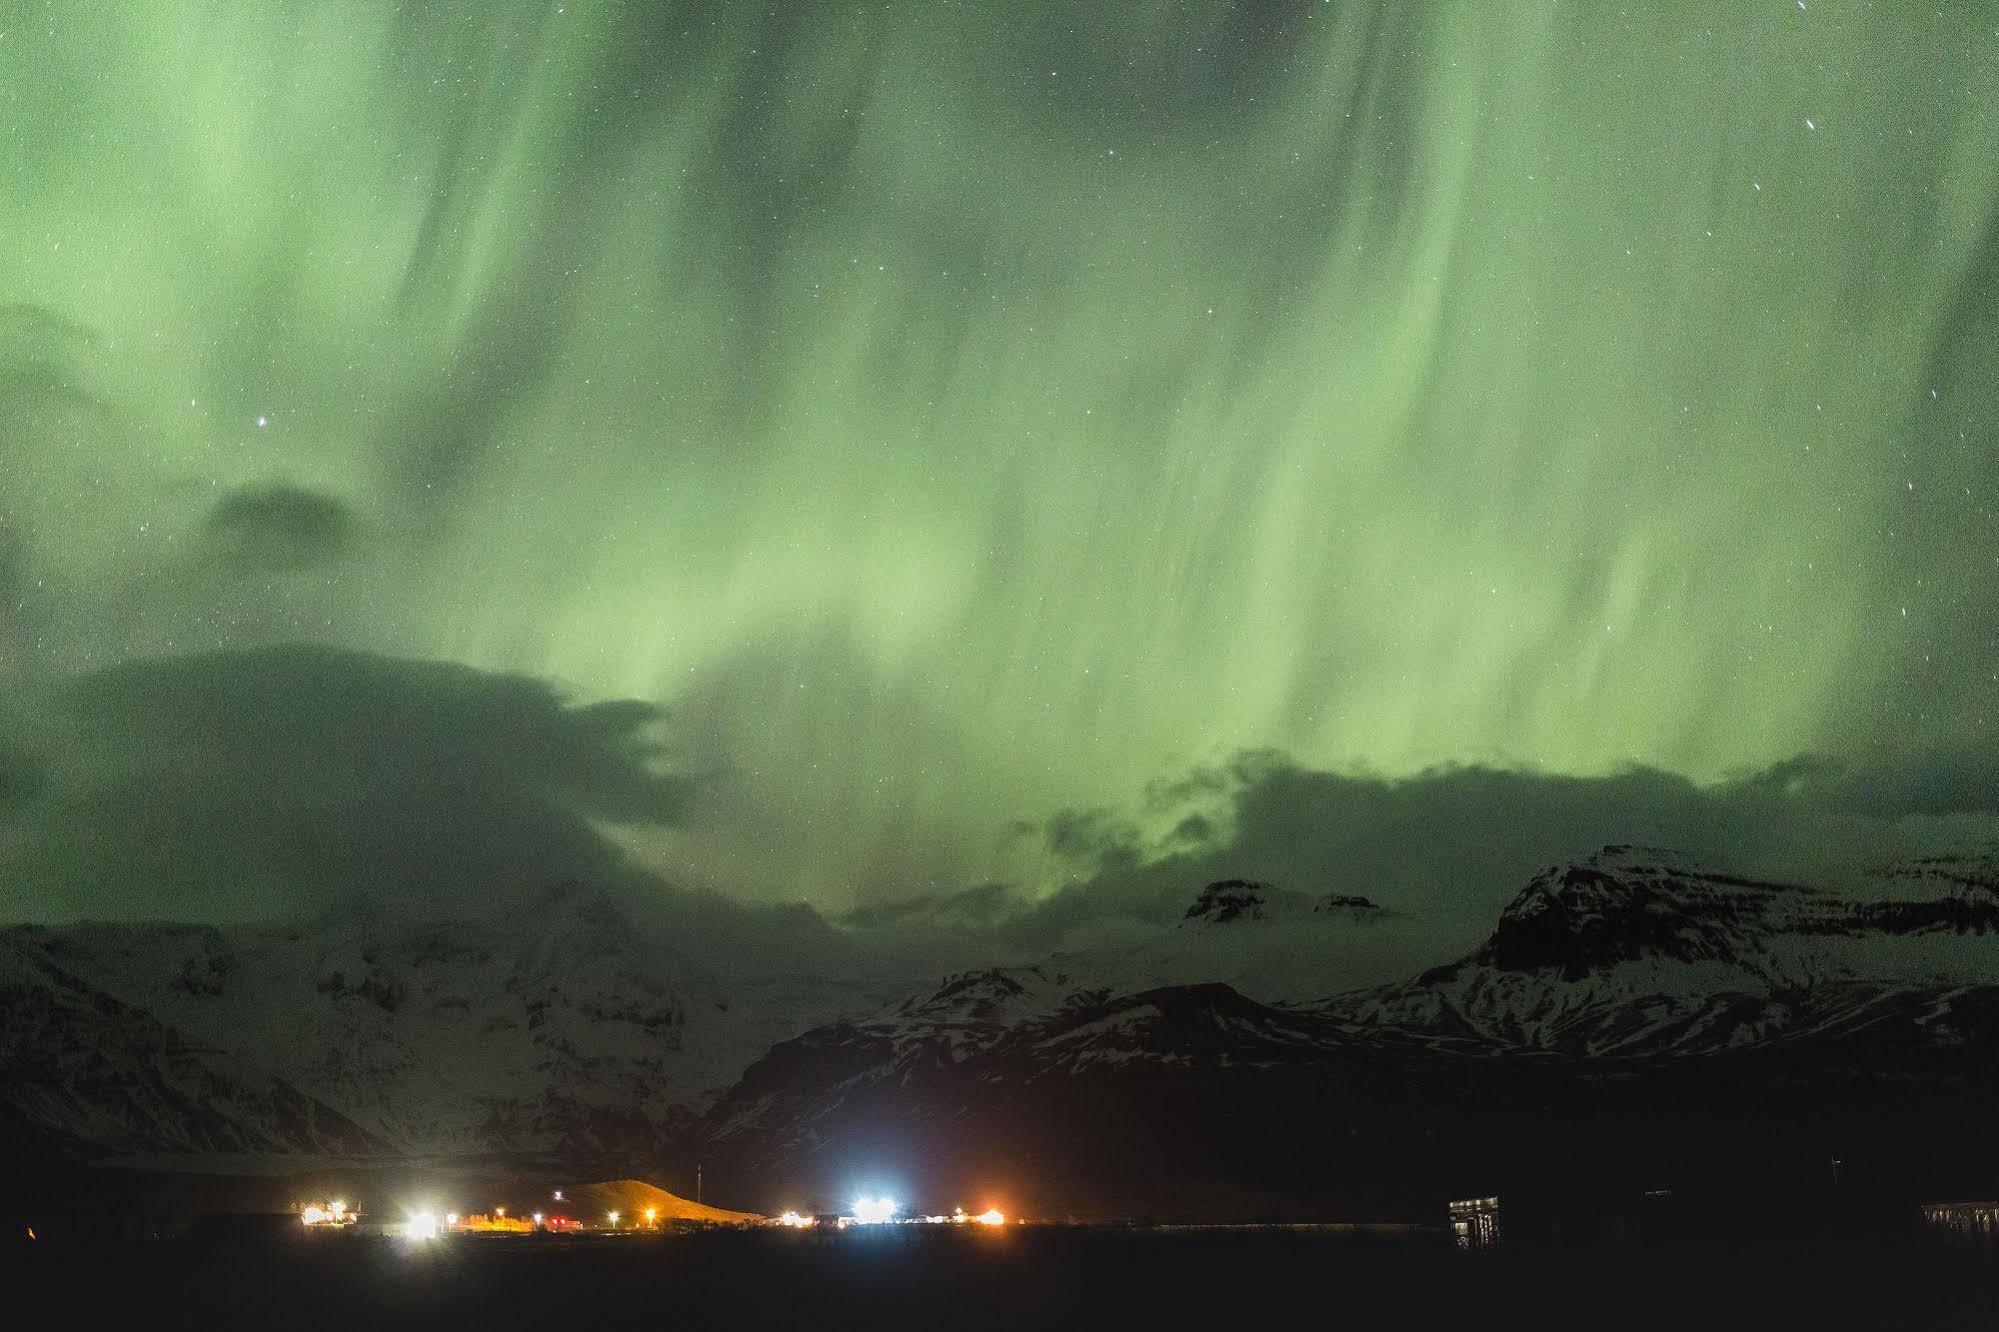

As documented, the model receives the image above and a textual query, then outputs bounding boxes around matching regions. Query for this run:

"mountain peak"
[1581,844,1707,875]
[1181,879,1383,928]
[1480,848,1811,978]
[1183,880,1272,925]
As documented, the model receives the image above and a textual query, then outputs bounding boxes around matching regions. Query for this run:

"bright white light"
[532,1213,544,1226]
[777,1210,816,1228]
[976,1209,1006,1226]
[445,1213,458,1226]
[405,1211,440,1241]
[851,1196,899,1225]
[607,1210,620,1228]
[301,1200,356,1227]
[553,1190,563,1201]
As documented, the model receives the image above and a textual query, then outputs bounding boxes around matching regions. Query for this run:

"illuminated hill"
[565,1178,760,1226]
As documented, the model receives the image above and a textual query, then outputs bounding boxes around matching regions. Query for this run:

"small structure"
[1449,1196,1501,1249]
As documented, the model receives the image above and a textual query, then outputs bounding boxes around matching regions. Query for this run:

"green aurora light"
[0,2,1994,909]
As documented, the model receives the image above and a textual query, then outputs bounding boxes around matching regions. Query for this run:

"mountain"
[1330,845,1999,1056]
[12,846,1999,1217]
[831,877,1403,1040]
[0,929,376,1161]
[697,977,1491,1220]
[1180,878,1383,925]
[0,885,883,1164]
[691,849,1999,1218]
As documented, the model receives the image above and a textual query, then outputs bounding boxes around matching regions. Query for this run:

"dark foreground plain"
[7,1224,1997,1329]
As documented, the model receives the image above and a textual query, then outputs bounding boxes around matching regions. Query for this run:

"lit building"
[1922,1201,1999,1243]
[1449,1196,1501,1249]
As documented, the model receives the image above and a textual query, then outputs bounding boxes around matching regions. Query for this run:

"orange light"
[976,1209,1006,1226]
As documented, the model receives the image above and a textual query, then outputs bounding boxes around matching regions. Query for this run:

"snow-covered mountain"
[689,846,1999,1216]
[880,845,1999,1063]
[0,883,884,1162]
[1097,878,1400,1000]
[1329,845,1999,1056]
[841,877,1402,1041]
[0,929,376,1160]
[11,843,1999,1208]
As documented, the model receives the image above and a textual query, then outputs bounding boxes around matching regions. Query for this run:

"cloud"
[6,639,1995,996]
[838,881,1018,932]
[0,644,938,984]
[946,748,1999,963]
[205,485,357,571]
[0,644,693,922]
[1729,749,1999,820]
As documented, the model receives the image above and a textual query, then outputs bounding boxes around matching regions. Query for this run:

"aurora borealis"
[1,2,1995,928]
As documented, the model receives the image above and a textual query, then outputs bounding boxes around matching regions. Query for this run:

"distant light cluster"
[776,1197,1012,1230]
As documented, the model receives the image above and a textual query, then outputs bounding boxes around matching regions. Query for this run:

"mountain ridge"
[8,843,1999,1219]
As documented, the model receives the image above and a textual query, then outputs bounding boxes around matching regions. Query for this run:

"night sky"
[2,3,1995,946]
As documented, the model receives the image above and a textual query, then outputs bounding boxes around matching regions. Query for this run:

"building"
[1449,1196,1501,1249]
[1921,1201,1999,1244]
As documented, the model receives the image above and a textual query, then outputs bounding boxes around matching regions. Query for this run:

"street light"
[607,1210,620,1230]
